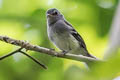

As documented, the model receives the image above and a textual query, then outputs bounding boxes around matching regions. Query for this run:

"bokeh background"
[0,0,120,80]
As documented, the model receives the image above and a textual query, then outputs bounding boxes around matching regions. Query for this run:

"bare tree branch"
[0,36,101,64]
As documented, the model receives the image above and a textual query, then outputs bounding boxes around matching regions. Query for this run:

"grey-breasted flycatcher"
[46,8,95,59]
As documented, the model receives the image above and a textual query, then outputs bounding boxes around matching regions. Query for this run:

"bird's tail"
[86,53,97,59]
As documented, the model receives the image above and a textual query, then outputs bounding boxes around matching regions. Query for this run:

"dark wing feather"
[64,20,87,49]
[64,20,96,58]
[71,29,87,49]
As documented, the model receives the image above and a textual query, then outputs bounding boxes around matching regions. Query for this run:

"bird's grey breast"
[47,20,71,51]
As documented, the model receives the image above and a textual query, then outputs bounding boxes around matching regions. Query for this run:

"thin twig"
[20,51,47,69]
[0,48,22,60]
[0,47,47,69]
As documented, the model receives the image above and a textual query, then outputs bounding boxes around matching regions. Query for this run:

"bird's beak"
[47,14,53,17]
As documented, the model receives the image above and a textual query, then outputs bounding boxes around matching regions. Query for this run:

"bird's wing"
[64,20,87,50]
[64,20,96,58]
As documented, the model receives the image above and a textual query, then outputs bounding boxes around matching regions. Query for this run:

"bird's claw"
[61,50,68,56]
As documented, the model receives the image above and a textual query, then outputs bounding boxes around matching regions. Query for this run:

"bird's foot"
[60,50,69,56]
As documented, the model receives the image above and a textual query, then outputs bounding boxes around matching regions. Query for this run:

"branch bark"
[0,36,101,64]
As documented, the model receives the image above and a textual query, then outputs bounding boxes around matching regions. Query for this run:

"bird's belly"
[48,27,80,53]
[52,33,80,53]
[53,36,70,51]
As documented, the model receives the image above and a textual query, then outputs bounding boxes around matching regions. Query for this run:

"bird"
[46,8,95,59]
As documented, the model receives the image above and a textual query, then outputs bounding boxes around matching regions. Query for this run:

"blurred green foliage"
[0,0,119,80]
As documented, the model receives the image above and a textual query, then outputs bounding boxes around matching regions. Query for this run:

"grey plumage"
[46,8,95,58]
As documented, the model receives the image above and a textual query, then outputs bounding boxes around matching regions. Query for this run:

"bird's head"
[46,8,64,24]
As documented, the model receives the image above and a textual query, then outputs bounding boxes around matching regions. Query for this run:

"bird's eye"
[52,11,58,15]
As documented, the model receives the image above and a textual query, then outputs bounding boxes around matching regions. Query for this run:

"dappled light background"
[0,0,119,80]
